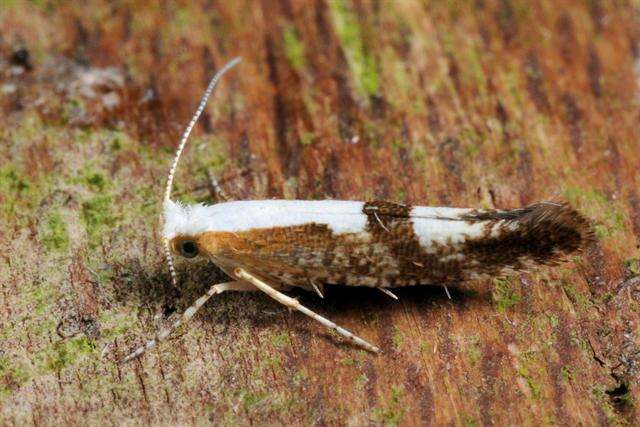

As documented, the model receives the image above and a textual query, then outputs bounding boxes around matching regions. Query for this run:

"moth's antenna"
[164,57,242,203]
[163,238,179,288]
[162,57,241,288]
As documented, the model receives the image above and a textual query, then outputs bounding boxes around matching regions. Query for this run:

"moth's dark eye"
[180,240,199,258]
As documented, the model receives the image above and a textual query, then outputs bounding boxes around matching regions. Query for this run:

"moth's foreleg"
[233,268,380,353]
[121,280,250,363]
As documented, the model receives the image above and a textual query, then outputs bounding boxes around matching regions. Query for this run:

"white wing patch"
[164,199,367,239]
[409,206,488,249]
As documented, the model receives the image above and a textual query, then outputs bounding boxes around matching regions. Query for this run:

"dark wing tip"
[522,201,595,252]
[463,201,595,266]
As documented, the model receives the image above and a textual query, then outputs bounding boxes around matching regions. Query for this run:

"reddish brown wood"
[0,1,638,425]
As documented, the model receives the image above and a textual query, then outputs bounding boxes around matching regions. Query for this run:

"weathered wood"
[1,0,638,425]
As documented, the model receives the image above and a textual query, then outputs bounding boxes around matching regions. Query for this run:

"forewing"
[200,201,592,288]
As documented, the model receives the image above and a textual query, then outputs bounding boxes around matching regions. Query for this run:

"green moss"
[502,66,525,112]
[517,366,541,399]
[0,165,32,219]
[329,0,380,98]
[283,26,306,71]
[61,98,86,125]
[562,284,591,310]
[242,391,267,411]
[262,354,282,371]
[563,186,626,240]
[463,414,478,427]
[357,373,368,385]
[36,336,95,373]
[85,172,107,192]
[409,142,427,164]
[72,165,112,192]
[28,281,59,316]
[299,131,315,146]
[560,365,573,383]
[592,386,619,423]
[109,135,122,151]
[461,46,487,98]
[467,337,482,365]
[292,368,307,386]
[0,357,31,399]
[372,386,406,426]
[340,357,356,366]
[392,326,405,347]
[388,52,412,101]
[270,332,290,348]
[40,211,69,252]
[492,278,522,313]
[0,165,30,194]
[463,142,481,158]
[81,195,116,248]
[623,258,640,278]
[99,311,137,340]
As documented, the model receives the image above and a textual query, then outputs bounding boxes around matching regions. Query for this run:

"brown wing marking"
[194,201,593,288]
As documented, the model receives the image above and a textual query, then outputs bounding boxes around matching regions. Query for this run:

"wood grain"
[1,0,638,425]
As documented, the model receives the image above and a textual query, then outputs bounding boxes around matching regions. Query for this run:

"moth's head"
[162,199,215,260]
[160,58,241,283]
[169,235,200,259]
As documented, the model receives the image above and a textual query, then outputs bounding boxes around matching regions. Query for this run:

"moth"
[123,58,594,361]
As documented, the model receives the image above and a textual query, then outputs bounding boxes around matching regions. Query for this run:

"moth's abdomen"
[199,201,594,288]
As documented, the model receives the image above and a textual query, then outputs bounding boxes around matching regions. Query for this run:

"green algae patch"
[99,311,138,341]
[27,281,60,316]
[81,195,118,248]
[563,186,626,242]
[372,385,406,426]
[492,278,522,313]
[467,336,482,365]
[84,171,108,192]
[329,0,380,98]
[40,211,70,252]
[0,357,31,399]
[0,165,33,221]
[36,336,96,374]
[270,332,291,348]
[283,26,306,71]
[72,165,112,193]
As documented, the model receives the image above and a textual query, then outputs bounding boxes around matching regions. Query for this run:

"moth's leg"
[216,280,260,292]
[378,287,398,300]
[443,285,451,299]
[121,280,249,362]
[206,170,230,202]
[234,268,380,353]
[310,280,324,299]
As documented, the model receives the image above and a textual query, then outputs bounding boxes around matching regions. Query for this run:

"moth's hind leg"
[233,268,380,353]
[206,170,230,202]
[121,280,254,362]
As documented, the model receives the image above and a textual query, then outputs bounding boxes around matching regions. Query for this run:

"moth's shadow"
[112,258,227,320]
[113,257,491,335]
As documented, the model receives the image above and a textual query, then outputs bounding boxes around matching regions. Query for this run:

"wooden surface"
[1,0,639,425]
